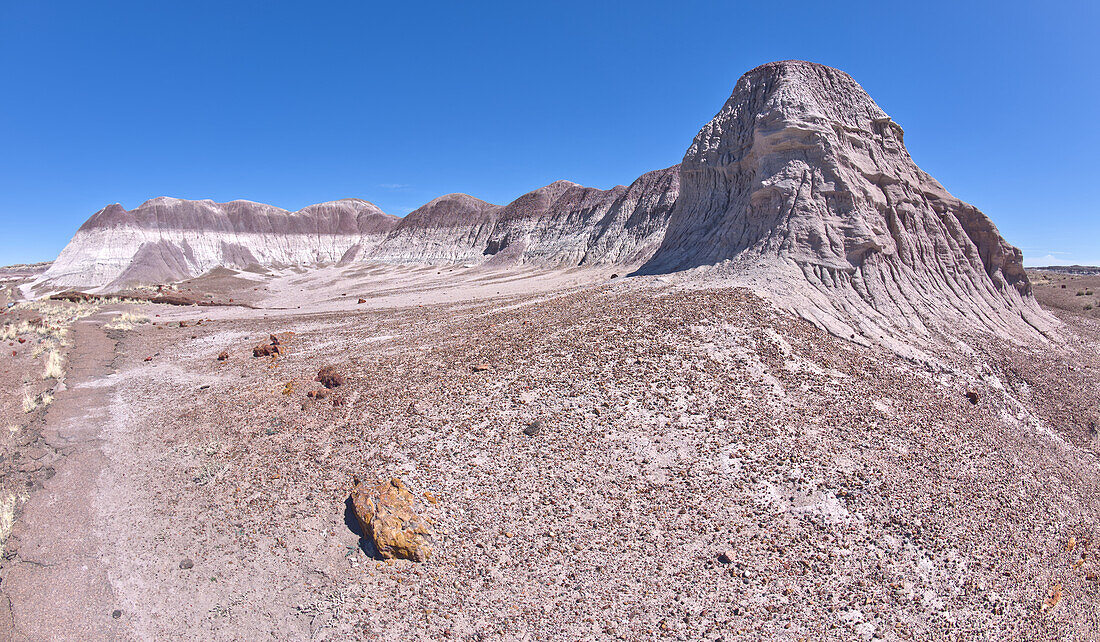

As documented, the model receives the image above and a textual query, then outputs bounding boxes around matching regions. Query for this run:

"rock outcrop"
[480,166,680,268]
[38,197,399,291]
[641,60,1051,343]
[368,193,502,265]
[365,166,679,267]
[33,60,1050,346]
[36,168,680,291]
[350,478,434,562]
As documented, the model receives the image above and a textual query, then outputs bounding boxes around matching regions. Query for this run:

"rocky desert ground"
[0,263,1097,641]
[1030,270,1100,321]
[2,60,1097,641]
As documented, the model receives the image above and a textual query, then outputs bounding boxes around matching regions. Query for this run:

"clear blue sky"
[1,1,1097,266]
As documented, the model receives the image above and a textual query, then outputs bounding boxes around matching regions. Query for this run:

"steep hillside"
[641,60,1051,343]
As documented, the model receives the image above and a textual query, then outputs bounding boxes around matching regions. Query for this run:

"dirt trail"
[0,318,130,641]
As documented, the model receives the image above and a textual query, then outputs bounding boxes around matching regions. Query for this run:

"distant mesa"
[31,60,1050,345]
[1029,265,1100,276]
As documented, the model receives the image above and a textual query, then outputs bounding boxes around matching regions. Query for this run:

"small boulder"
[316,366,344,389]
[471,364,492,373]
[357,298,367,304]
[717,550,735,564]
[350,478,433,561]
[307,389,330,400]
[179,558,194,570]
[253,343,277,358]
[965,391,980,405]
[217,350,229,361]
[523,421,542,437]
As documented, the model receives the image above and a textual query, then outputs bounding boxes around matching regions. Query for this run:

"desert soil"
[1030,270,1100,321]
[1,265,1099,640]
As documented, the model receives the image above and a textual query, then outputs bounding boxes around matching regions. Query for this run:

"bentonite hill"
[1,61,1098,641]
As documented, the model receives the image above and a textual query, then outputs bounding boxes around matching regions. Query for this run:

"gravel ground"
[1,272,1099,640]
[1031,270,1100,321]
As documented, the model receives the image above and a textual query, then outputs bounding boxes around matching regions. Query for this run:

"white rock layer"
[38,198,399,291]
[33,60,1050,348]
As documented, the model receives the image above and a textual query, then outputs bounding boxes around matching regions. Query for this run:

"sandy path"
[1,318,131,641]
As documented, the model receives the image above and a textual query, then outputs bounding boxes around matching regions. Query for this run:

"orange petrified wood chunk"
[350,478,433,562]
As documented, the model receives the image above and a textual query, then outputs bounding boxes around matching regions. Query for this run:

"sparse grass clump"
[1085,304,1095,311]
[22,391,38,413]
[43,350,64,379]
[105,311,150,331]
[0,492,17,557]
[4,300,101,349]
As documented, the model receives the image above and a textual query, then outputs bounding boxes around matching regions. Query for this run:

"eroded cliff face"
[483,167,680,268]
[642,60,1050,341]
[38,167,681,291]
[41,197,399,290]
[365,167,680,268]
[34,60,1050,346]
[367,194,503,265]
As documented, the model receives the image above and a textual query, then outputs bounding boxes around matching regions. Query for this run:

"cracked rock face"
[642,60,1051,343]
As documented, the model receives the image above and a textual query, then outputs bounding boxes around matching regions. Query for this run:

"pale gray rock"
[37,167,681,292]
[483,166,679,268]
[641,60,1053,344]
[369,193,502,265]
[367,167,680,267]
[32,60,1052,351]
[37,197,399,290]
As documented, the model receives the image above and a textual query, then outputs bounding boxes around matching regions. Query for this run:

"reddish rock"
[315,366,344,389]
[358,298,367,304]
[471,364,492,372]
[253,343,277,358]
[307,389,330,400]
[217,350,229,361]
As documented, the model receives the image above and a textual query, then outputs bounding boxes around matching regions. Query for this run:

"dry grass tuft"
[43,350,64,379]
[21,391,38,413]
[105,311,150,331]
[0,492,17,557]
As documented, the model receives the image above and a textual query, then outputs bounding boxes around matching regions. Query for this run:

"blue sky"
[1,1,1097,266]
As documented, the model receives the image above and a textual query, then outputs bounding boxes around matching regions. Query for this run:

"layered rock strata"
[35,60,1050,345]
[641,60,1051,341]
